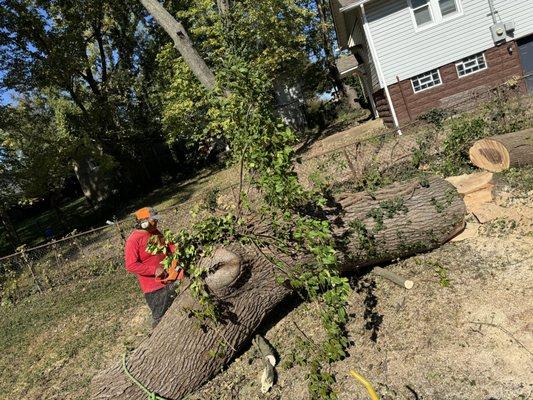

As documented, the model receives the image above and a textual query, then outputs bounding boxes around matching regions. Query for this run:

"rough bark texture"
[469,128,533,172]
[139,0,217,90]
[315,0,349,104]
[216,0,230,14]
[91,177,466,400]
[72,155,110,204]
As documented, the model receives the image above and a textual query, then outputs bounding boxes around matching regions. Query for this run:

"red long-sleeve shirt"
[124,229,174,294]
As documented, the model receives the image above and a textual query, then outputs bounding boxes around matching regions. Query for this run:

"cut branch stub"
[203,248,243,294]
[469,128,533,172]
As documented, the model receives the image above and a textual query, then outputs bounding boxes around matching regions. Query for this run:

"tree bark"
[71,154,110,204]
[139,0,217,90]
[468,128,533,172]
[91,176,465,399]
[216,0,230,14]
[0,208,19,251]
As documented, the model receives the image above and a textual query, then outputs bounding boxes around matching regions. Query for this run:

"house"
[330,0,533,127]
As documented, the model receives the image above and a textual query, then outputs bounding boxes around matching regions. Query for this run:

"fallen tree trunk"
[469,128,533,172]
[91,176,466,399]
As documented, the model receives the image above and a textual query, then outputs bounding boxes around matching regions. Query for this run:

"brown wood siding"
[375,42,527,127]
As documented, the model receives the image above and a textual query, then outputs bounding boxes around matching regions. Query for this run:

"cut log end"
[469,139,510,172]
[469,129,533,172]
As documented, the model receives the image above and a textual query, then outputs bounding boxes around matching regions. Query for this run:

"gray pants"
[144,283,178,328]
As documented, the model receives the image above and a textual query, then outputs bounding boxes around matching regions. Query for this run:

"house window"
[408,0,461,30]
[411,0,433,27]
[411,68,442,93]
[439,0,458,16]
[456,53,487,77]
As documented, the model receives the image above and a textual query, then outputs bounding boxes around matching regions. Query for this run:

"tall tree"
[0,0,164,202]
[314,0,359,108]
[0,129,23,250]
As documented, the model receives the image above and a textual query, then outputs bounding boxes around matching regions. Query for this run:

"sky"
[0,69,15,105]
[1,90,15,105]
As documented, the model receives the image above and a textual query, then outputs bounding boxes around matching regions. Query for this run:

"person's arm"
[125,238,159,276]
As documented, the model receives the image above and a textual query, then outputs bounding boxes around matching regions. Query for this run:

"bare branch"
[139,0,217,90]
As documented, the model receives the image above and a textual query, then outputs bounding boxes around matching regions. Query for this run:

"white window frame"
[455,52,488,78]
[407,0,463,32]
[410,68,443,93]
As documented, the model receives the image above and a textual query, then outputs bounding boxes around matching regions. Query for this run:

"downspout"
[360,4,402,134]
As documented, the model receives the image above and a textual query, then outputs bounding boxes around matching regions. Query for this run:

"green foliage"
[498,166,533,193]
[439,116,487,175]
[434,263,450,288]
[418,108,451,128]
[354,164,393,194]
[484,85,530,135]
[157,0,316,150]
[151,22,352,394]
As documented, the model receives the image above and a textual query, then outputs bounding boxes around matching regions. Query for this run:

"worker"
[124,207,181,328]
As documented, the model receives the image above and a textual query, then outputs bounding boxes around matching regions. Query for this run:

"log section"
[469,129,533,172]
[91,177,466,400]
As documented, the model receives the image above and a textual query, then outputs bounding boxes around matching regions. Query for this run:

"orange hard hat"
[134,207,160,221]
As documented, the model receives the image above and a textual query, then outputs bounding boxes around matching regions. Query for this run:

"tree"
[149,0,316,147]
[0,0,167,202]
[0,130,23,250]
[91,2,467,399]
[312,0,359,108]
[92,176,466,399]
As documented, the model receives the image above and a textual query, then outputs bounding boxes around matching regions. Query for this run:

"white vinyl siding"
[364,0,533,87]
[411,68,442,92]
[347,8,365,48]
[456,53,487,77]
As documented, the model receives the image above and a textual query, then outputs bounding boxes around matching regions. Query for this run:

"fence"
[1,75,532,304]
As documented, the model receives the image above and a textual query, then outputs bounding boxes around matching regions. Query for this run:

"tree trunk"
[216,0,230,14]
[0,208,19,251]
[72,155,110,204]
[342,83,361,110]
[91,176,466,399]
[468,128,533,172]
[315,0,357,108]
[139,0,217,90]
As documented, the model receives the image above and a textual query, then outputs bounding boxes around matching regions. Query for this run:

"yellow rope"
[349,370,380,400]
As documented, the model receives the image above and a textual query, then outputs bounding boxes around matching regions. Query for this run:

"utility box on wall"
[490,21,516,45]
[490,22,507,44]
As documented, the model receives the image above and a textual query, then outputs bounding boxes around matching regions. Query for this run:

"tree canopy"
[0,0,350,235]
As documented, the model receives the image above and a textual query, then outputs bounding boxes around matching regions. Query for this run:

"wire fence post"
[53,240,63,267]
[71,230,86,259]
[20,246,43,294]
[114,218,126,245]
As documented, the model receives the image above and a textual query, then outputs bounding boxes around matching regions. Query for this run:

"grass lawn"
[1,166,236,256]
[0,269,149,400]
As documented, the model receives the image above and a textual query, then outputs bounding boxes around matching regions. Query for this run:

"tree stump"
[91,176,466,400]
[469,128,533,172]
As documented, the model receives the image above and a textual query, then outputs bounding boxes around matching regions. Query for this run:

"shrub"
[436,116,487,176]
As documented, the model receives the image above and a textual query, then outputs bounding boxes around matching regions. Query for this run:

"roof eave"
[339,0,372,13]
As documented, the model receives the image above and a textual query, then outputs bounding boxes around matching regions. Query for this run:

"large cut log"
[469,128,533,172]
[91,177,466,400]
